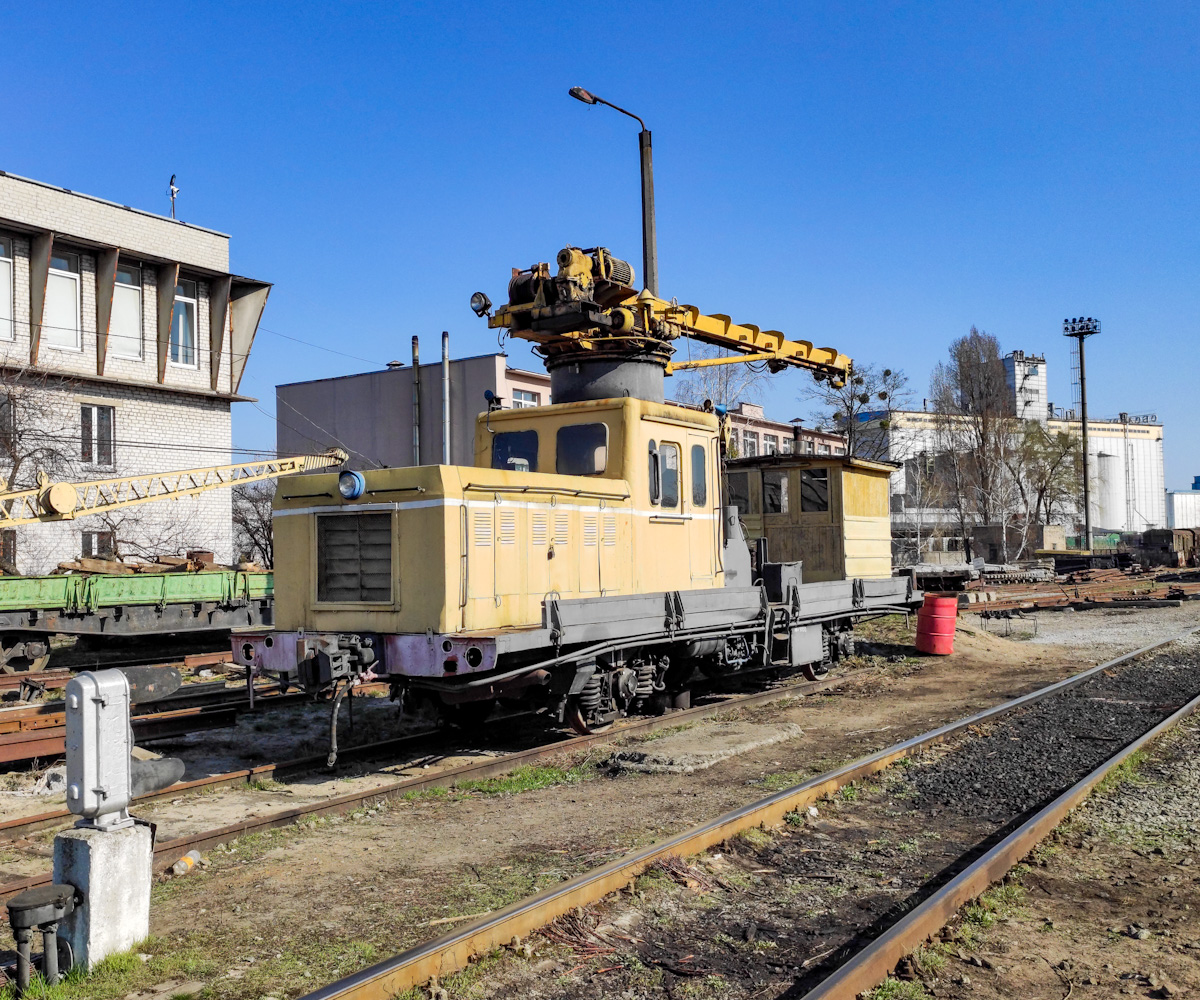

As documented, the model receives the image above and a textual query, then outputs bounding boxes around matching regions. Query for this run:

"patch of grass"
[839,784,859,801]
[1093,749,1148,796]
[964,881,1026,928]
[912,943,947,975]
[898,837,921,854]
[866,977,932,1000]
[632,722,696,743]
[401,784,452,802]
[784,810,806,827]
[754,769,808,791]
[245,777,288,792]
[455,763,591,796]
[736,827,773,850]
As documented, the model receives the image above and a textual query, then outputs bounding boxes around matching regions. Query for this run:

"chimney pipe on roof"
[441,331,450,465]
[412,336,421,466]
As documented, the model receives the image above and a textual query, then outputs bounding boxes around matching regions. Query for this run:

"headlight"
[338,471,366,500]
[470,291,492,317]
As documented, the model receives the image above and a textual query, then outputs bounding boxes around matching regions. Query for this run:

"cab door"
[687,435,715,583]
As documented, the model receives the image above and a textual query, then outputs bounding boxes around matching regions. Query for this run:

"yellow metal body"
[730,455,895,582]
[272,398,724,635]
[0,450,348,527]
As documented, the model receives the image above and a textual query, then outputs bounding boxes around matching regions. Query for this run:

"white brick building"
[0,172,269,573]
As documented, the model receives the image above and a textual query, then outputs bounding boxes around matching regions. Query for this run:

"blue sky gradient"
[3,2,1196,485]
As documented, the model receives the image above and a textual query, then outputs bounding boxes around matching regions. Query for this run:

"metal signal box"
[64,671,133,830]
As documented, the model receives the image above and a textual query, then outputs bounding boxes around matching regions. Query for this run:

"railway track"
[284,626,1200,1000]
[0,669,849,906]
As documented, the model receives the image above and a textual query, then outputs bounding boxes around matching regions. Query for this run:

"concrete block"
[53,823,152,970]
[610,722,804,774]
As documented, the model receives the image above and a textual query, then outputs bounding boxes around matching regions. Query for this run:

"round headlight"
[470,291,492,317]
[338,471,366,500]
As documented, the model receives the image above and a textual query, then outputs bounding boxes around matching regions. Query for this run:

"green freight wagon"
[0,571,273,672]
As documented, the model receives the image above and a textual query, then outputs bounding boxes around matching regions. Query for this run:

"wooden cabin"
[726,454,897,582]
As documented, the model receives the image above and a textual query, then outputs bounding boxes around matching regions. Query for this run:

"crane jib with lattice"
[0,449,347,527]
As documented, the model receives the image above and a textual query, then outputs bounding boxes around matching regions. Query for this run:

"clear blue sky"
[4,2,1197,487]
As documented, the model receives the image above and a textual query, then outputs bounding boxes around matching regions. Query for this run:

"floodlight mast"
[1064,317,1100,550]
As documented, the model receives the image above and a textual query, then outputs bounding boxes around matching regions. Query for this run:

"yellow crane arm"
[0,449,347,527]
[485,246,851,383]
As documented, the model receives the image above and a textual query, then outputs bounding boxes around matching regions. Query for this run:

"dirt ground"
[1,603,1198,999]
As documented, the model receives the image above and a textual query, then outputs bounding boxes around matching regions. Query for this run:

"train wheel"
[565,697,614,736]
[0,636,50,674]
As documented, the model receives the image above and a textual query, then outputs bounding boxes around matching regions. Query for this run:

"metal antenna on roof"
[168,175,180,219]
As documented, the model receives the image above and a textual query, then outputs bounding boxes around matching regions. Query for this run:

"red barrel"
[915,594,958,655]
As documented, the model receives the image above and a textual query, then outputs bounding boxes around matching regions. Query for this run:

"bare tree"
[674,344,772,411]
[233,480,275,567]
[0,368,80,493]
[927,328,1016,557]
[93,504,209,565]
[801,362,911,460]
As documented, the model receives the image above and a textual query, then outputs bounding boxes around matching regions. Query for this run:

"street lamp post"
[569,87,658,297]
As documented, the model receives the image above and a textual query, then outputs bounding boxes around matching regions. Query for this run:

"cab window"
[691,444,707,506]
[763,469,789,514]
[727,471,750,515]
[556,423,608,476]
[800,468,830,512]
[492,430,538,472]
[660,442,680,509]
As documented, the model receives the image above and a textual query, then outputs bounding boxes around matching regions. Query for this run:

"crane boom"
[484,245,850,383]
[0,449,348,527]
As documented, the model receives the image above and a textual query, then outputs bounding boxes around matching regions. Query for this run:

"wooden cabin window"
[691,444,707,507]
[557,423,608,475]
[726,472,750,514]
[648,440,661,505]
[800,468,830,512]
[763,469,789,514]
[492,430,538,472]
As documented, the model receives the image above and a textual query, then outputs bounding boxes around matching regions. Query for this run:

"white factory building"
[0,171,269,573]
[1167,477,1200,530]
[867,349,1167,560]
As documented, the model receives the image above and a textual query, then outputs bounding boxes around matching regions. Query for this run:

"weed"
[866,977,932,1000]
[911,944,946,975]
[964,881,1026,928]
[898,837,921,854]
[755,770,808,791]
[737,827,773,850]
[839,784,859,802]
[784,810,805,827]
[245,777,288,792]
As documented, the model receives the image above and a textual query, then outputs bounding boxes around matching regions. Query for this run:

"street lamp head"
[569,86,599,105]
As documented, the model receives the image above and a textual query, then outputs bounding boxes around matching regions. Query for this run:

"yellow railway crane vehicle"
[246,247,917,741]
[0,450,348,527]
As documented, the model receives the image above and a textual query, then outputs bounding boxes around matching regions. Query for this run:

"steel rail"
[798,670,1200,998]
[0,671,849,907]
[296,626,1199,1000]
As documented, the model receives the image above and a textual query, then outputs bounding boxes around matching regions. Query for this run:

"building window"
[806,440,815,454]
[818,443,831,455]
[691,444,707,507]
[764,434,778,456]
[834,447,845,455]
[800,469,830,512]
[763,469,789,514]
[81,404,115,466]
[45,251,81,350]
[81,531,115,560]
[512,389,540,409]
[170,278,198,367]
[0,236,12,342]
[0,529,15,570]
[110,262,143,359]
[780,438,793,455]
[742,431,758,458]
